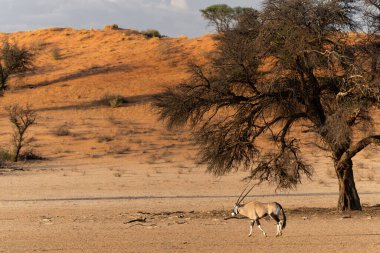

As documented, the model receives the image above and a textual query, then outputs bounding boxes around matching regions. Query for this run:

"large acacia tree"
[154,0,380,211]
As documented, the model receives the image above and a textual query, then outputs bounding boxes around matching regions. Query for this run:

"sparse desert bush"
[53,123,71,136]
[30,40,46,51]
[18,150,44,161]
[102,94,126,108]
[97,135,114,143]
[142,29,162,38]
[0,149,13,163]
[113,172,122,177]
[104,24,120,30]
[109,97,123,107]
[164,158,172,163]
[6,105,37,162]
[51,47,61,60]
[108,145,131,155]
[107,115,122,125]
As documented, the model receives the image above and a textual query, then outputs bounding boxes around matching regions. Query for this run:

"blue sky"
[0,0,263,37]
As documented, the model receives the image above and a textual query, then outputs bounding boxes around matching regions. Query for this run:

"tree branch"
[346,135,380,159]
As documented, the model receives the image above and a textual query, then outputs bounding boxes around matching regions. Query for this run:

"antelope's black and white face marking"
[231,204,239,217]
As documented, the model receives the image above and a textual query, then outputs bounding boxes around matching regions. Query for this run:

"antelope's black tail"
[275,202,286,229]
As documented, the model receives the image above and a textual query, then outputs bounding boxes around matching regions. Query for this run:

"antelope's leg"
[256,220,267,237]
[270,214,281,236]
[249,220,255,237]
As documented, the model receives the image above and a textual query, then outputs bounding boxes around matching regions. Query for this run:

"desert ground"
[0,28,379,252]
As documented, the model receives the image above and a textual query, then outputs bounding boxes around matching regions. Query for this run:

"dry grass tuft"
[53,123,72,136]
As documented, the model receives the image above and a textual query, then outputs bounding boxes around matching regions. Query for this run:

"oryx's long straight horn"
[237,185,255,205]
[236,184,250,204]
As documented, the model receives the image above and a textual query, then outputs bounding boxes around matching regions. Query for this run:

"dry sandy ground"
[0,28,379,252]
[0,158,379,253]
[0,205,379,253]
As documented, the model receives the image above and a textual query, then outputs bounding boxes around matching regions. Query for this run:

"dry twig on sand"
[125,217,147,224]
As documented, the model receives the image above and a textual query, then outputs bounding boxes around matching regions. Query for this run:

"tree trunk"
[335,158,362,211]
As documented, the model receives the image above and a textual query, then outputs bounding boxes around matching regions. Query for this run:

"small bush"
[97,135,114,143]
[19,150,44,161]
[113,172,122,177]
[109,97,124,107]
[53,124,71,136]
[0,149,13,162]
[104,24,120,30]
[51,47,61,60]
[142,29,162,39]
[102,94,126,108]
[30,40,46,51]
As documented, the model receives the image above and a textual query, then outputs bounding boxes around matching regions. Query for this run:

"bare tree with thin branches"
[6,105,37,162]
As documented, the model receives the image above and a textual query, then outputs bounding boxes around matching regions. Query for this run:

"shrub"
[101,94,126,108]
[142,29,162,39]
[51,47,61,60]
[97,135,114,143]
[0,149,13,162]
[53,123,71,136]
[109,97,124,107]
[0,41,33,92]
[19,150,44,161]
[30,40,46,51]
[104,24,120,30]
[6,105,37,162]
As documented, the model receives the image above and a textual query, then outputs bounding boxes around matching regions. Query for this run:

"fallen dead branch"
[125,217,147,224]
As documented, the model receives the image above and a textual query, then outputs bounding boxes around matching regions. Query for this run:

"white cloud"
[170,0,188,10]
[0,0,262,37]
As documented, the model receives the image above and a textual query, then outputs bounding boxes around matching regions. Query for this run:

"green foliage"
[102,94,126,108]
[200,4,256,32]
[0,40,33,92]
[104,24,120,30]
[155,0,379,211]
[364,0,380,33]
[1,41,33,73]
[142,29,162,39]
[0,149,13,162]
[109,97,124,107]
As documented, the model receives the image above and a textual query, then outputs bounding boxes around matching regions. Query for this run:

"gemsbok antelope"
[231,185,287,237]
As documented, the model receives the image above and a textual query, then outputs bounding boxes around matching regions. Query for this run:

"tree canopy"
[0,41,33,92]
[200,4,257,33]
[154,0,380,211]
